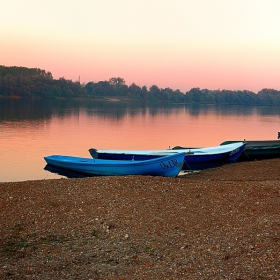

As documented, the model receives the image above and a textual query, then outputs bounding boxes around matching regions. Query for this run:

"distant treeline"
[1,65,280,105]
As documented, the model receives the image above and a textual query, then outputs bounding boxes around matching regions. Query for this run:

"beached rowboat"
[89,142,245,170]
[221,140,280,161]
[44,152,185,177]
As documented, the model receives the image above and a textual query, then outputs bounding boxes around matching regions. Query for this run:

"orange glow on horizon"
[1,0,280,93]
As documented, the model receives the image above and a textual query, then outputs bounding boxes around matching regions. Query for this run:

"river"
[1,98,280,182]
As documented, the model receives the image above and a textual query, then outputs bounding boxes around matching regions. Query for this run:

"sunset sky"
[1,0,280,93]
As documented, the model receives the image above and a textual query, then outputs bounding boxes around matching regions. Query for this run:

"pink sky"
[1,0,280,93]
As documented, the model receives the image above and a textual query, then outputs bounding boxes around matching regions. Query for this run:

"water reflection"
[1,98,280,123]
[44,164,91,179]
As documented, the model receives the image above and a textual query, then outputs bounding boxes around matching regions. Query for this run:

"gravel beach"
[1,159,279,279]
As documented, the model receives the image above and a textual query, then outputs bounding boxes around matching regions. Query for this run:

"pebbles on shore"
[1,159,280,279]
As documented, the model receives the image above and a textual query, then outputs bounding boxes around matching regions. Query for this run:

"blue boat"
[89,142,245,170]
[44,152,185,177]
[221,139,280,161]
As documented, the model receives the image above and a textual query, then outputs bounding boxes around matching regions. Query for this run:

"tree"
[108,77,126,96]
[2,74,17,95]
[149,85,161,101]
[128,83,142,99]
[85,82,95,96]
[108,77,125,86]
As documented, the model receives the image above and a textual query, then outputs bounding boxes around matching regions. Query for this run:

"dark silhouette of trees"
[1,65,280,105]
[257,88,280,105]
[128,83,142,100]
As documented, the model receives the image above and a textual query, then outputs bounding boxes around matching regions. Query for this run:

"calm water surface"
[1,98,280,182]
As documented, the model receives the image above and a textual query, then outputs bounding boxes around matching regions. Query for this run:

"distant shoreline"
[2,95,280,108]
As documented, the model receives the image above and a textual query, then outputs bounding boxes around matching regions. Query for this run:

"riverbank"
[1,159,279,279]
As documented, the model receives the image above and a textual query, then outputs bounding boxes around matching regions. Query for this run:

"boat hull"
[89,142,245,170]
[221,140,280,161]
[44,152,185,177]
